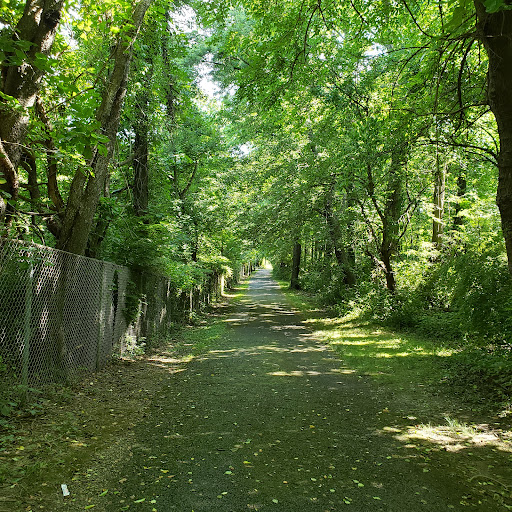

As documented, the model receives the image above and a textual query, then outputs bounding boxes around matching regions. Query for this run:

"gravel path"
[109,269,509,511]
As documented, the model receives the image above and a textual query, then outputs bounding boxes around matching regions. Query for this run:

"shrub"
[442,346,512,408]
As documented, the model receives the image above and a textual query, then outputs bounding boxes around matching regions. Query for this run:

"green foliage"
[442,347,512,407]
[122,279,142,325]
[427,246,512,344]
[483,0,512,13]
[2,0,511,414]
[345,238,512,347]
[0,359,44,437]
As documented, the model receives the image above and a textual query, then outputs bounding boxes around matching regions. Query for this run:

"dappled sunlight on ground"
[147,357,191,372]
[267,368,354,377]
[379,418,512,454]
[147,354,190,365]
[309,317,457,360]
[268,370,325,377]
[205,342,330,360]
[270,324,308,331]
[221,291,238,299]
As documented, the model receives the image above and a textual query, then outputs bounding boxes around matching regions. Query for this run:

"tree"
[0,0,64,227]
[56,0,153,255]
[474,1,512,274]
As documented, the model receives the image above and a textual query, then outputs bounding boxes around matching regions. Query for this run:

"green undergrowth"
[170,319,228,358]
[0,279,251,510]
[136,279,250,360]
[274,279,322,315]
[181,279,249,354]
[276,278,512,417]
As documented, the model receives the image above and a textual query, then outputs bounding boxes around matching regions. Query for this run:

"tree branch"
[400,0,435,38]
[366,163,385,222]
[181,160,199,199]
[35,95,65,211]
[421,138,498,164]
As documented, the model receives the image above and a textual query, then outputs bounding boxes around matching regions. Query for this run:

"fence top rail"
[0,238,127,272]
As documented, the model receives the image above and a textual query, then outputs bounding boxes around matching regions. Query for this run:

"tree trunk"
[432,156,445,248]
[133,124,149,216]
[344,184,357,285]
[132,46,152,217]
[302,238,307,270]
[191,216,199,262]
[381,247,396,293]
[475,2,512,274]
[0,0,64,227]
[453,170,467,229]
[35,95,64,211]
[323,184,357,286]
[380,147,405,292]
[56,0,153,255]
[290,241,301,289]
[85,178,111,259]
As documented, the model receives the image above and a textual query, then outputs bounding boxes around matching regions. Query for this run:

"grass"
[170,319,229,358]
[312,318,448,383]
[274,276,512,418]
[170,279,249,358]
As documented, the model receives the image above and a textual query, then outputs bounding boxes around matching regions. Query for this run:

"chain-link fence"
[0,239,130,385]
[126,267,224,352]
[0,239,224,386]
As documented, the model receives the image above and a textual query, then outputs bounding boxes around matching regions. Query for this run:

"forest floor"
[2,268,512,511]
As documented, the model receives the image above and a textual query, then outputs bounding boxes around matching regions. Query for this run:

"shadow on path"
[108,269,511,511]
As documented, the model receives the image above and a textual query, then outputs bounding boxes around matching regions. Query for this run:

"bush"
[442,346,512,408]
[352,239,512,346]
[418,243,512,345]
[0,357,44,435]
[416,311,465,341]
[272,263,291,281]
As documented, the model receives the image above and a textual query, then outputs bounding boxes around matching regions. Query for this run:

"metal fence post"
[22,262,34,388]
[96,262,107,371]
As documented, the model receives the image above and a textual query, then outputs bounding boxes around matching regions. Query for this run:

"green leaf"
[445,5,465,31]
[484,0,512,12]
[14,49,25,61]
[97,144,108,157]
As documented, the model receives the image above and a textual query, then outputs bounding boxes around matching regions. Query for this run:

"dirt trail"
[60,269,511,511]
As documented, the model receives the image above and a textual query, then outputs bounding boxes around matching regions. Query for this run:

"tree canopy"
[1,0,512,342]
